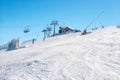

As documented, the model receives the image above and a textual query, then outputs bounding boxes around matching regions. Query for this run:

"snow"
[0,26,120,80]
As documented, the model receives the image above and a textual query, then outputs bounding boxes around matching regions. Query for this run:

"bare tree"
[50,21,59,36]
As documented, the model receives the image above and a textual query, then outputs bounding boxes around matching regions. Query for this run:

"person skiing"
[82,30,87,35]
[32,39,35,44]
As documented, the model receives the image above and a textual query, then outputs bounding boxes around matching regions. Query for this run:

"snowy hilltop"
[0,26,120,80]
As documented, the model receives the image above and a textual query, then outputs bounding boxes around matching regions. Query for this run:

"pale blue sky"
[0,0,120,45]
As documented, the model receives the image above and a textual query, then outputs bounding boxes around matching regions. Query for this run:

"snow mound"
[0,26,120,80]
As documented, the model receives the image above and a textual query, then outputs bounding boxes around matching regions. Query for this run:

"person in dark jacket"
[32,39,35,44]
[82,30,87,35]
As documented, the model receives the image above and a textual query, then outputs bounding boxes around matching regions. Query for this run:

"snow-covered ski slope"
[0,26,120,80]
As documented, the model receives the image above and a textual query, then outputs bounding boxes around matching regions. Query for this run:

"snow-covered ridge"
[0,26,120,80]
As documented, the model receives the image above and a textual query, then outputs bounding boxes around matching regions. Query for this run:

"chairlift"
[24,26,30,33]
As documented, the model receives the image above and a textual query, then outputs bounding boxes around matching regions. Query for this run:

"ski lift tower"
[50,21,59,36]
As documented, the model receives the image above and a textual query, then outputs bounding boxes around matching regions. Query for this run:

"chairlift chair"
[24,26,30,33]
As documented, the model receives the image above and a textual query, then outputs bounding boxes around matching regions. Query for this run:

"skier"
[32,39,35,44]
[82,30,87,35]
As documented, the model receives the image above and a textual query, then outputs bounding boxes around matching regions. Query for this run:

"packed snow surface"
[0,26,120,80]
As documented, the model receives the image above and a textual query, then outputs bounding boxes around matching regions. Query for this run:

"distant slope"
[0,26,120,80]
